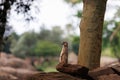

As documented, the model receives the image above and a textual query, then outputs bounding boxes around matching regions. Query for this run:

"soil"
[0,53,120,80]
[25,64,120,80]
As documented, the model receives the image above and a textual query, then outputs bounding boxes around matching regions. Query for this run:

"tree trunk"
[78,0,107,70]
[0,27,5,52]
[0,1,11,52]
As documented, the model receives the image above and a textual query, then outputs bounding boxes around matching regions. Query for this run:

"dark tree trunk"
[0,1,11,52]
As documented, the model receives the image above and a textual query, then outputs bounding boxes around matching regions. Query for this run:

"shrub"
[34,41,61,57]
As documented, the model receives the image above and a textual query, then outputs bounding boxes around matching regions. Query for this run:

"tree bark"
[78,0,107,69]
[0,1,11,53]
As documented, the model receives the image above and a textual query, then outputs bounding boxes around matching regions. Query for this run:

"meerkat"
[59,42,68,64]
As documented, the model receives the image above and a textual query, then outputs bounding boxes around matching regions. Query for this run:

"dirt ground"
[0,52,120,80]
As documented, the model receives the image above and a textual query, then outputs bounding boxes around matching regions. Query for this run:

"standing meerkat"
[59,42,68,65]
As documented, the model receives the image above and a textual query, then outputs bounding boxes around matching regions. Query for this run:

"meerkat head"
[62,42,68,47]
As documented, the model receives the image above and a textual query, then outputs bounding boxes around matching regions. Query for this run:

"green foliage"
[37,27,51,41]
[64,0,82,18]
[10,26,63,58]
[102,20,120,58]
[35,60,57,72]
[72,36,79,54]
[3,40,11,53]
[65,0,82,5]
[110,26,120,58]
[50,26,63,43]
[75,10,82,18]
[38,26,63,44]
[114,8,120,19]
[11,31,37,58]
[34,41,61,57]
[3,32,19,53]
[102,21,112,50]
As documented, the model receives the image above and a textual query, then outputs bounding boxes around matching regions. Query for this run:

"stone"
[111,64,120,75]
[56,63,89,76]
[89,67,115,79]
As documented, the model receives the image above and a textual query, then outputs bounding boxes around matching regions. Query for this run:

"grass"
[102,47,115,57]
[35,60,58,72]
[44,67,57,72]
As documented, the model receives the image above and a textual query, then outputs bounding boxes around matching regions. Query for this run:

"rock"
[25,64,120,80]
[56,63,89,76]
[0,67,39,80]
[111,64,120,75]
[0,72,17,80]
[56,42,89,77]
[89,67,115,80]
[26,72,85,80]
[0,53,35,70]
[0,53,38,80]
[98,74,120,80]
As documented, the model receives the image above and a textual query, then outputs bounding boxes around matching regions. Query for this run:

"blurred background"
[1,0,120,73]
